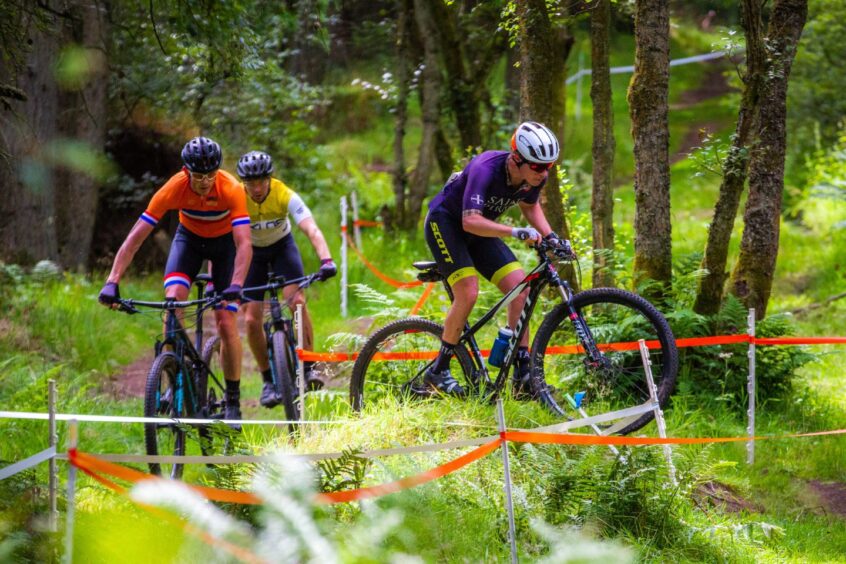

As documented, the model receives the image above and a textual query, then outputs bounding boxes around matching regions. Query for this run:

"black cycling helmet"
[181,136,222,173]
[236,150,274,180]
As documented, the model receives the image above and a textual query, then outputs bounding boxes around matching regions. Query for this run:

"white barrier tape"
[530,402,653,434]
[0,446,57,480]
[53,436,497,465]
[0,411,351,426]
[565,49,735,85]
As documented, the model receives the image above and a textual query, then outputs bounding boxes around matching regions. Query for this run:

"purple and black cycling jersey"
[428,151,544,221]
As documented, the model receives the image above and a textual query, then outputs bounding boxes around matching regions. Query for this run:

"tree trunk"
[432,0,481,153]
[0,7,61,264]
[693,0,765,314]
[55,1,109,271]
[628,0,672,296]
[515,0,573,238]
[407,0,442,229]
[729,0,808,319]
[390,0,412,230]
[590,0,616,288]
[291,0,326,84]
[504,44,521,125]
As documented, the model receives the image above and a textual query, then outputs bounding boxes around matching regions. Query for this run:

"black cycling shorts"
[243,234,305,302]
[424,207,521,287]
[164,224,235,295]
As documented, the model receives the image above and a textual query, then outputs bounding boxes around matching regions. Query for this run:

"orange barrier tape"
[503,428,846,446]
[345,232,423,288]
[315,438,502,504]
[755,336,846,345]
[409,282,436,315]
[353,219,383,228]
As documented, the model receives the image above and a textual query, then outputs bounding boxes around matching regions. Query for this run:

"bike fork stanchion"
[48,379,58,533]
[340,196,348,318]
[638,340,677,485]
[496,398,519,564]
[64,419,78,564]
[747,308,756,465]
[296,303,306,423]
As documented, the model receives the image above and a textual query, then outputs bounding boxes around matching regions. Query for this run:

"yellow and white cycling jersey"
[245,178,313,247]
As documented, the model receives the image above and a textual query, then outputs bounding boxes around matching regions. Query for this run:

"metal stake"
[64,419,78,564]
[340,196,348,318]
[351,190,363,250]
[48,379,58,532]
[638,340,677,485]
[296,303,306,424]
[496,398,518,564]
[747,309,756,465]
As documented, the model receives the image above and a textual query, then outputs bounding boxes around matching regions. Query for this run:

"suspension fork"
[551,271,604,363]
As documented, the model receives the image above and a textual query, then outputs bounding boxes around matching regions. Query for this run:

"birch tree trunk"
[729,0,808,319]
[590,0,616,288]
[628,0,672,295]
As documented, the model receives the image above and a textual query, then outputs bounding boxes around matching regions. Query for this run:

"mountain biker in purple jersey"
[423,121,570,398]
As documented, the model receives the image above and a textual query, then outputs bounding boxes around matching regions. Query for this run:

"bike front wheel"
[199,336,230,459]
[350,317,475,412]
[532,288,678,435]
[270,330,300,431]
[144,352,186,478]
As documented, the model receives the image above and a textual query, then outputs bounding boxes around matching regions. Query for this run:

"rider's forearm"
[520,203,553,237]
[299,218,332,260]
[231,228,253,286]
[462,213,513,238]
[107,221,152,283]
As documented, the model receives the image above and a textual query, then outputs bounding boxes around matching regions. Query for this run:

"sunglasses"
[190,170,218,182]
[513,153,554,173]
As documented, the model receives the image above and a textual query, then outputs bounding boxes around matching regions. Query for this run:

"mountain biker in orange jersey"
[424,121,569,398]
[235,151,336,408]
[98,136,253,423]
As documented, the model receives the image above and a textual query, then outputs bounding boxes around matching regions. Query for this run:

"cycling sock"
[261,369,273,383]
[225,379,240,396]
[432,340,456,373]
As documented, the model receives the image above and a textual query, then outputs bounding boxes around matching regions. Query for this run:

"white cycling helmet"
[510,121,560,164]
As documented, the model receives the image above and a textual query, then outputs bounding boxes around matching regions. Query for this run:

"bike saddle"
[194,273,213,286]
[412,261,443,282]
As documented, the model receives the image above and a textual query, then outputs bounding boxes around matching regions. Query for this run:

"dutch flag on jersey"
[140,211,160,227]
[231,214,251,227]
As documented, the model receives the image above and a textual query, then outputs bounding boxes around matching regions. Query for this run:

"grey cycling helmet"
[236,150,274,180]
[510,121,560,164]
[181,136,222,173]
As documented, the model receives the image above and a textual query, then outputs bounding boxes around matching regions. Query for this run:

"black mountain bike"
[116,274,229,478]
[350,239,678,435]
[241,272,322,432]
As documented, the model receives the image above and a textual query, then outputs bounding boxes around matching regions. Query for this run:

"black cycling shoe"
[423,368,466,397]
[224,393,242,431]
[512,369,536,401]
[304,370,324,391]
[260,382,282,408]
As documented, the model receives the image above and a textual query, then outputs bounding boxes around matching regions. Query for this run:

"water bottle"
[488,327,514,368]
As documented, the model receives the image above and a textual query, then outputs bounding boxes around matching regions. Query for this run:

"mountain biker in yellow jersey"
[423,121,570,398]
[98,136,253,423]
[236,151,337,408]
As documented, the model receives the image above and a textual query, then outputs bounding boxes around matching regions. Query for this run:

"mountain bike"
[241,272,322,433]
[350,239,678,435]
[116,274,230,478]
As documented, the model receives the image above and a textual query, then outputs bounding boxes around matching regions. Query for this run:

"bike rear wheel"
[144,352,186,478]
[350,317,475,412]
[531,288,678,435]
[270,330,299,431]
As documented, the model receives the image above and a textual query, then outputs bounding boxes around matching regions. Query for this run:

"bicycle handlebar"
[531,238,577,261]
[115,295,223,315]
[241,272,323,297]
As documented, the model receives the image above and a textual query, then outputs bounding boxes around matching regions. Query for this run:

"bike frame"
[120,281,222,417]
[445,243,603,399]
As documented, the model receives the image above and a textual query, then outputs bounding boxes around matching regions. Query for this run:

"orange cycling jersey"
[140,169,250,237]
